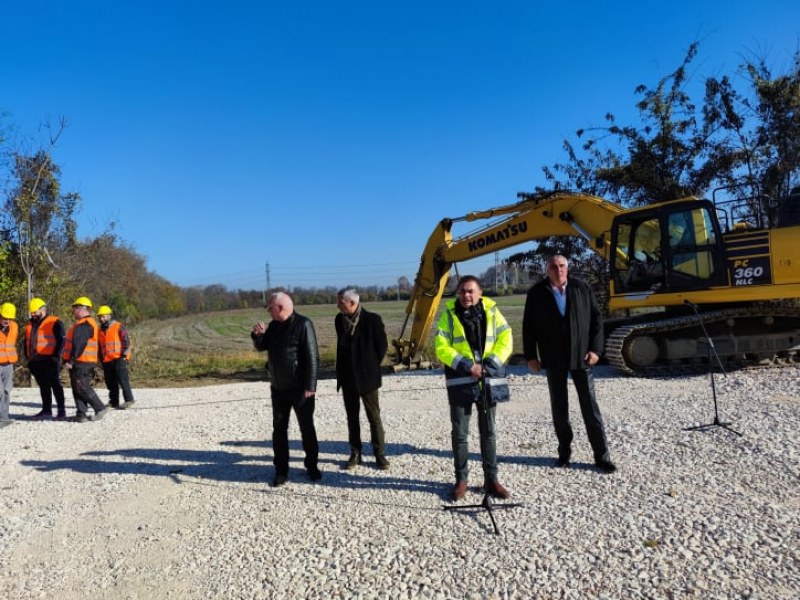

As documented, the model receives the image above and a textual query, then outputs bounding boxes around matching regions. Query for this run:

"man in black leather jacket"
[252,292,321,487]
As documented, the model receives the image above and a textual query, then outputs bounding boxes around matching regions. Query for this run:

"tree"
[705,50,800,225]
[2,120,79,304]
[544,43,735,207]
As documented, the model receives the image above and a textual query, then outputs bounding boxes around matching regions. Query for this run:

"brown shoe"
[485,480,509,500]
[451,481,468,501]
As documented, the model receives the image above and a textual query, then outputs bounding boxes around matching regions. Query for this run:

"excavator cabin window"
[614,217,664,292]
[612,203,725,294]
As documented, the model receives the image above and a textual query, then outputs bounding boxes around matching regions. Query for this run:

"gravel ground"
[0,365,798,599]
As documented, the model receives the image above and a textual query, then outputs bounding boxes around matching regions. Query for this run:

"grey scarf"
[343,306,361,336]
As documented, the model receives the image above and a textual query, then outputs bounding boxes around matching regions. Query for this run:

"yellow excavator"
[393,190,800,375]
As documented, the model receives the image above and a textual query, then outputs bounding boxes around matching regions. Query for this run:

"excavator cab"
[611,199,727,295]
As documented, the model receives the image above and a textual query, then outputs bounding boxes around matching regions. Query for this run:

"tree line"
[3,43,798,322]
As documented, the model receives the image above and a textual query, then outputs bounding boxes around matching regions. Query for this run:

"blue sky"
[2,1,798,291]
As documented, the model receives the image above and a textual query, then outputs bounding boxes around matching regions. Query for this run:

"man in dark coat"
[523,254,616,473]
[335,288,390,470]
[252,292,321,487]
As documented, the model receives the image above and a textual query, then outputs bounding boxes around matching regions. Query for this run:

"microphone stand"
[682,300,742,436]
[443,306,522,535]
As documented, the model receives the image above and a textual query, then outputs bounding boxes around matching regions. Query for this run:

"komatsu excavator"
[393,190,800,375]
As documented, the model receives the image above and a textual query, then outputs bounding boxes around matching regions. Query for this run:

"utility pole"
[263,261,271,305]
[494,252,499,294]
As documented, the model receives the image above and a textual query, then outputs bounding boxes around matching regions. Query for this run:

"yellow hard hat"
[0,302,16,319]
[97,305,113,316]
[29,297,46,313]
[72,296,93,308]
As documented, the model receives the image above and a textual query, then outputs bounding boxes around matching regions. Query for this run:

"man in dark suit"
[523,254,616,473]
[335,288,390,470]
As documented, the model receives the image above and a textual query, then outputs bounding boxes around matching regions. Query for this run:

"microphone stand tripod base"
[444,491,524,536]
[684,418,742,437]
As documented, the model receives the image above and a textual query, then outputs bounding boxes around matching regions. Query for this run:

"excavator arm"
[393,191,624,366]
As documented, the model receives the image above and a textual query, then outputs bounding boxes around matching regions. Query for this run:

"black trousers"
[545,366,611,463]
[271,387,319,477]
[28,358,66,413]
[341,386,386,456]
[69,363,105,416]
[102,358,135,406]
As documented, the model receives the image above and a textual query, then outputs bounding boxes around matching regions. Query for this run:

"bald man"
[252,292,321,487]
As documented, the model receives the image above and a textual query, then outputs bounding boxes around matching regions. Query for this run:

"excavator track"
[605,307,800,376]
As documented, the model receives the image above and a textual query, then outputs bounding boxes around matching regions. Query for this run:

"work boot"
[484,480,509,500]
[344,451,362,470]
[55,410,67,422]
[375,454,390,471]
[91,407,109,421]
[451,481,468,501]
[31,410,53,420]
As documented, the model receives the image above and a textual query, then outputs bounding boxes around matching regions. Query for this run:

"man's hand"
[469,363,483,379]
[252,321,266,335]
[304,390,315,398]
[527,359,541,373]
[584,351,600,366]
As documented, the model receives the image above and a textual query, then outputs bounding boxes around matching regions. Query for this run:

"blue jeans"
[0,363,13,420]
[450,402,497,483]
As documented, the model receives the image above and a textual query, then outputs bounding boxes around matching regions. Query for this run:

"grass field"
[128,295,528,386]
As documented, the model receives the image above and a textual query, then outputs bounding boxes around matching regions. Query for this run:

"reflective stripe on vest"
[62,317,99,363]
[446,375,508,387]
[0,321,18,364]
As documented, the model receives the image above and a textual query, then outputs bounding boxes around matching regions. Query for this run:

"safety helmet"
[0,302,16,319]
[97,305,113,316]
[29,297,46,313]
[72,296,93,308]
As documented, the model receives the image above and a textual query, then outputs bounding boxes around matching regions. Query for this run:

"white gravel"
[0,365,798,599]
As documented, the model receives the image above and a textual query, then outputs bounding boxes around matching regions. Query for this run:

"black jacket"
[335,307,388,394]
[251,312,319,392]
[522,276,604,370]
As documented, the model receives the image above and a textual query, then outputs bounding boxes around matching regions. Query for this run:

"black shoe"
[31,410,53,420]
[272,474,287,487]
[596,459,617,474]
[344,451,362,470]
[555,457,571,468]
[375,454,390,470]
[71,413,89,423]
[91,407,109,421]
[307,467,322,482]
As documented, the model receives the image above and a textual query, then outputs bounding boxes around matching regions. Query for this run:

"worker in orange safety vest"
[24,297,68,420]
[62,297,107,423]
[0,302,19,425]
[97,305,135,410]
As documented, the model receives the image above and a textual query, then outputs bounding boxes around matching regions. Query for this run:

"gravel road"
[1,365,798,599]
